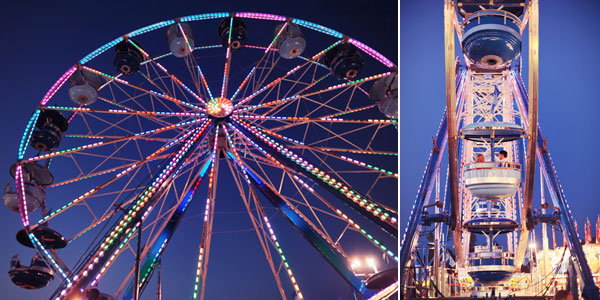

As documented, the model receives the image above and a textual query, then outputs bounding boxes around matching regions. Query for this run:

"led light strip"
[58,120,212,297]
[232,116,396,224]
[236,114,397,124]
[26,119,203,163]
[17,109,41,159]
[233,40,342,108]
[291,174,398,261]
[338,156,398,177]
[236,72,391,112]
[224,127,305,298]
[227,123,349,256]
[45,105,205,117]
[230,21,289,101]
[82,66,202,111]
[192,125,220,300]
[127,40,207,106]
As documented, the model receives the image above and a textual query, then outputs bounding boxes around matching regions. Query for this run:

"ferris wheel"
[3,12,398,300]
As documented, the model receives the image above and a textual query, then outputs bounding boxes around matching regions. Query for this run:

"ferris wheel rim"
[11,11,398,299]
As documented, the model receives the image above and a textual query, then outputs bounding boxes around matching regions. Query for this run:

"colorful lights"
[347,38,395,68]
[21,12,398,299]
[231,116,396,225]
[45,105,204,117]
[179,12,229,22]
[80,38,123,64]
[236,71,390,112]
[233,40,342,109]
[192,126,220,300]
[41,65,77,106]
[55,120,212,297]
[17,109,40,159]
[15,165,29,226]
[292,18,343,38]
[236,12,286,21]
[261,214,304,299]
[128,20,175,37]
[289,175,398,261]
[206,97,233,118]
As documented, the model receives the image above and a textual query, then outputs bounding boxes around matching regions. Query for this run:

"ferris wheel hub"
[206,97,233,118]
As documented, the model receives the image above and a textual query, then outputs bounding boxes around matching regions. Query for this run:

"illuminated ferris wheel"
[400,1,600,299]
[3,12,398,300]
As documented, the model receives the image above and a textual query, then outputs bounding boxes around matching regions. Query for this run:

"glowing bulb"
[351,258,361,269]
[366,257,378,273]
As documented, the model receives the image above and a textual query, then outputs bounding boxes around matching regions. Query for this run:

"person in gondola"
[475,154,485,163]
[498,150,510,167]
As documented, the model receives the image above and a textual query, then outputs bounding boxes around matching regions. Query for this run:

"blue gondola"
[461,10,521,69]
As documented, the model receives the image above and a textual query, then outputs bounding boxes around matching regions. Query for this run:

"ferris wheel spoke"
[228,128,348,257]
[117,154,212,299]
[263,103,382,132]
[51,121,213,297]
[227,150,362,295]
[235,49,280,103]
[139,64,181,106]
[96,96,185,130]
[83,66,202,111]
[25,118,204,163]
[248,71,330,122]
[223,153,288,299]
[171,23,217,100]
[229,21,290,102]
[286,145,397,156]
[193,128,220,300]
[105,80,176,115]
[230,118,398,237]
[46,105,204,119]
[292,142,397,178]
[219,18,235,99]
[129,39,208,106]
[233,40,342,108]
[32,126,201,229]
[235,121,397,196]
[306,122,379,149]
[236,71,391,113]
[237,113,396,126]
[47,154,166,188]
[284,172,398,261]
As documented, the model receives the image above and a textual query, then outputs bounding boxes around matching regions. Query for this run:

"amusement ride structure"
[400,0,600,299]
[3,12,398,300]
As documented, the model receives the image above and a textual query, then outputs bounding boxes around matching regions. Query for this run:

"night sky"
[401,1,600,254]
[0,1,397,300]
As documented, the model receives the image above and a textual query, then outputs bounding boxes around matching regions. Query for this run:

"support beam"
[231,117,398,237]
[122,157,213,299]
[52,120,214,299]
[399,112,448,288]
[513,72,600,299]
[443,0,462,267]
[524,0,539,234]
[227,152,374,299]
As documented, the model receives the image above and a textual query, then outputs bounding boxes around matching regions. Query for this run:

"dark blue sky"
[401,1,600,246]
[0,1,397,299]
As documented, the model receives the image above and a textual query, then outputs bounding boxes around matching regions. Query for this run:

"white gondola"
[464,162,521,201]
[166,22,194,57]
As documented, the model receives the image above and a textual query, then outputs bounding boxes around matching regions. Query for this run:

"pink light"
[41,65,78,105]
[347,38,395,68]
[235,12,286,21]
